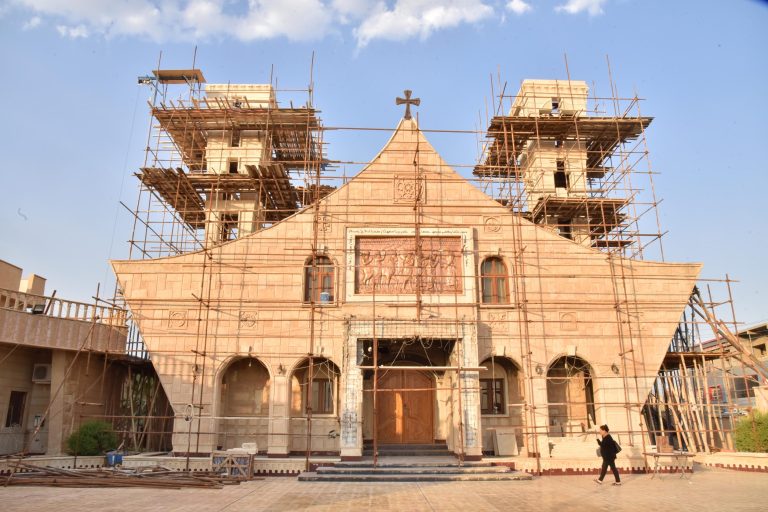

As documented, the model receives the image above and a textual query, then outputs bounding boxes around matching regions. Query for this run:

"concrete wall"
[0,260,23,291]
[0,344,51,455]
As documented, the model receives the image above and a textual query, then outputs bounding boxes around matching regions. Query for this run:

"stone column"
[529,375,551,458]
[459,328,483,460]
[267,374,290,457]
[339,366,363,460]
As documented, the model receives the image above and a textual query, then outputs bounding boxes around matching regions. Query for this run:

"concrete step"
[317,466,511,475]
[298,471,532,482]
[363,443,448,450]
[335,461,494,469]
[363,444,452,457]
[363,450,452,457]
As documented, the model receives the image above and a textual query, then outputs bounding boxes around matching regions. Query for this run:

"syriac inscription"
[355,236,462,294]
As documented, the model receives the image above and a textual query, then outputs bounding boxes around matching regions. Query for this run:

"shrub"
[734,411,768,453]
[66,420,118,456]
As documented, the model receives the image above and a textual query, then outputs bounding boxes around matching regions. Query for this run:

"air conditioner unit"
[32,363,52,383]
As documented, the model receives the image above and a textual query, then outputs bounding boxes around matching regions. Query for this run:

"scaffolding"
[110,55,766,475]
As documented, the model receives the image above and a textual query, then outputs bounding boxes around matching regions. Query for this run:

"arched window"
[304,256,334,303]
[481,257,509,304]
[291,358,340,416]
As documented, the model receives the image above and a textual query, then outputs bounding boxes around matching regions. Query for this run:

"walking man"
[595,424,621,485]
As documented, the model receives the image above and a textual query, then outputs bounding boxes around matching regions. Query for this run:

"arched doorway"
[479,356,525,452]
[546,356,596,437]
[218,357,270,450]
[376,369,434,444]
[289,357,341,453]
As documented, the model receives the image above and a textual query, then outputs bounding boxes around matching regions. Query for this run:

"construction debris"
[2,463,257,489]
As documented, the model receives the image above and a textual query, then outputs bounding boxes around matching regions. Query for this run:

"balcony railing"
[0,288,127,327]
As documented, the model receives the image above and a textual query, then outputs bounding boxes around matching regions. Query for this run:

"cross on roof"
[396,90,420,120]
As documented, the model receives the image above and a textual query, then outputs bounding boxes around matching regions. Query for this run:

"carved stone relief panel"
[318,215,331,233]
[345,227,475,304]
[355,236,462,295]
[487,311,509,333]
[393,175,425,204]
[483,216,501,233]
[168,310,188,329]
[239,310,258,328]
[559,312,578,331]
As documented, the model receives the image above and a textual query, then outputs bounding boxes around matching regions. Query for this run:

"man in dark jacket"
[594,424,621,485]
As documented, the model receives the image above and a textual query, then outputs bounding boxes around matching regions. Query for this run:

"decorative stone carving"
[394,175,425,204]
[560,312,578,331]
[488,312,509,332]
[318,215,331,233]
[345,227,475,304]
[168,310,188,329]
[483,216,501,233]
[239,311,258,328]
[355,236,462,295]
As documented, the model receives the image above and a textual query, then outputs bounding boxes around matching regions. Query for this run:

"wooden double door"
[376,370,434,444]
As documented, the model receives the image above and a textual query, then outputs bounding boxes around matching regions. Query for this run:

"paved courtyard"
[1,466,766,511]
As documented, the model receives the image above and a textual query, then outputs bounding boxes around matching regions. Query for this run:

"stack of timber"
[2,463,257,489]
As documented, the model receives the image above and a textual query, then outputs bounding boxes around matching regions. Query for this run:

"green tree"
[66,420,118,456]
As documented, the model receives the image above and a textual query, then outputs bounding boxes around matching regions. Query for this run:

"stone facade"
[113,116,700,460]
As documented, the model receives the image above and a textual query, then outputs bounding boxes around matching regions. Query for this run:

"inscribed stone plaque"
[355,236,462,295]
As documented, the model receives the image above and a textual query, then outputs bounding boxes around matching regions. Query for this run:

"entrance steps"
[298,458,532,482]
[363,442,452,457]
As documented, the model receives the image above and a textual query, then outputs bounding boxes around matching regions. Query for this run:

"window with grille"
[5,391,26,428]
[309,379,334,414]
[480,379,505,414]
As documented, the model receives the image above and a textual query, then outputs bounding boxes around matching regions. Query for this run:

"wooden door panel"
[376,370,433,444]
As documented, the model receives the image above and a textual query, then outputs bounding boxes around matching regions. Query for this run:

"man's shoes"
[612,482,622,486]
[594,479,603,484]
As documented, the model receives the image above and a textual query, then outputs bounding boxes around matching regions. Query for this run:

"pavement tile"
[0,466,766,511]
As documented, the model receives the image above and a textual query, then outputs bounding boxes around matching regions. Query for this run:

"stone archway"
[479,356,525,453]
[217,357,270,450]
[546,356,596,437]
[289,357,341,453]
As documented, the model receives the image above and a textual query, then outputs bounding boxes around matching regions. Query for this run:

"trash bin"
[106,451,123,466]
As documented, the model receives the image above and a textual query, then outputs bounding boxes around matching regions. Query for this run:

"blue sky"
[0,0,766,326]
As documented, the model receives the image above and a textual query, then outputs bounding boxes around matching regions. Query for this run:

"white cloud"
[8,0,498,45]
[22,15,41,29]
[355,0,494,47]
[233,0,334,42]
[56,24,89,38]
[555,0,607,16]
[506,0,531,15]
[332,0,377,24]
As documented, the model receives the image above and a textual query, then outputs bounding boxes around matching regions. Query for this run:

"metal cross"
[396,90,420,120]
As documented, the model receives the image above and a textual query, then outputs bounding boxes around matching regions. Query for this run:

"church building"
[112,71,700,466]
